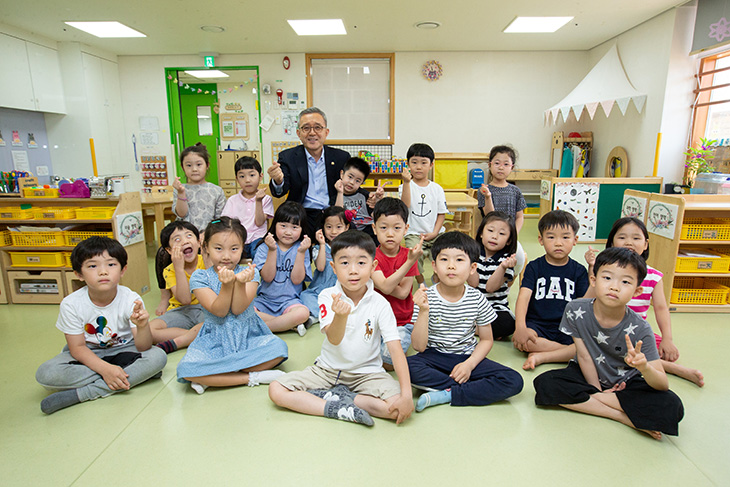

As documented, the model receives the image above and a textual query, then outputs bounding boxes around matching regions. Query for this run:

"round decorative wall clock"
[283,56,291,70]
[422,60,443,81]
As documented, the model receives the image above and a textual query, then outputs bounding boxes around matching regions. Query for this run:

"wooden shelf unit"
[217,150,261,198]
[0,193,150,304]
[640,192,730,313]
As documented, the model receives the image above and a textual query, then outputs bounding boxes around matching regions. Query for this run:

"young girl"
[253,201,313,336]
[585,217,704,387]
[150,221,206,354]
[467,211,518,339]
[176,217,288,394]
[478,145,527,276]
[300,206,350,323]
[172,143,226,234]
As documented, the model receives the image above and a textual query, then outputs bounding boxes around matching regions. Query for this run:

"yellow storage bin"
[671,277,730,305]
[64,231,114,247]
[10,231,66,247]
[0,207,34,219]
[62,251,73,268]
[9,251,65,267]
[33,207,78,220]
[675,249,730,273]
[0,230,12,246]
[524,207,540,215]
[75,207,116,219]
[680,218,730,241]
[23,187,59,198]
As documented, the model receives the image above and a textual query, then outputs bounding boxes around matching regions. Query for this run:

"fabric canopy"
[545,45,647,125]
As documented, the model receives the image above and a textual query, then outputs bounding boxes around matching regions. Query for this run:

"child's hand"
[413,283,429,310]
[501,253,517,269]
[388,394,414,424]
[606,381,627,393]
[659,338,680,362]
[235,263,257,284]
[173,177,185,194]
[584,246,597,267]
[315,229,326,245]
[218,266,236,285]
[479,184,491,198]
[102,364,130,390]
[267,161,284,184]
[450,361,474,384]
[170,245,184,266]
[401,167,412,183]
[624,335,647,370]
[334,179,344,194]
[299,235,312,252]
[331,293,351,316]
[408,234,424,262]
[264,232,277,251]
[512,327,538,352]
[255,188,267,201]
[130,300,149,328]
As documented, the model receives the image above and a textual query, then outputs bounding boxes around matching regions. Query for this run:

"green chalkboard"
[551,179,662,241]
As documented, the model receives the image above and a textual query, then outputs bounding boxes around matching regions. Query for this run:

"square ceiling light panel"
[64,21,146,38]
[287,19,347,36]
[503,17,573,33]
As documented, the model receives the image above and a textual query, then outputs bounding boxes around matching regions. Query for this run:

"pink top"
[628,265,663,320]
[221,192,274,243]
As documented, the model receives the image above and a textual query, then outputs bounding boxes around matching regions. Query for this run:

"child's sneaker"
[296,323,307,337]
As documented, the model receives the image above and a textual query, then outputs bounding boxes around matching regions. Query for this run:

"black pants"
[304,207,325,241]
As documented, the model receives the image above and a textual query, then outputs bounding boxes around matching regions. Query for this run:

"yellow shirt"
[163,254,206,310]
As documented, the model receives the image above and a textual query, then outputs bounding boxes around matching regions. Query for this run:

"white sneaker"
[191,382,208,395]
[297,323,307,337]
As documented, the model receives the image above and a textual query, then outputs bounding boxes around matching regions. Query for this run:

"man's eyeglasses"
[299,125,326,134]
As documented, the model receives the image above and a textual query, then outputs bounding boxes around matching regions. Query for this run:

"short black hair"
[431,231,480,264]
[475,211,517,256]
[71,236,128,273]
[156,221,200,288]
[606,217,650,260]
[594,247,647,284]
[538,210,580,235]
[234,156,261,174]
[372,197,408,225]
[330,229,376,259]
[407,143,435,163]
[343,157,370,180]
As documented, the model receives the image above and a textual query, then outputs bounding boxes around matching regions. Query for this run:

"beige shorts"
[404,234,435,274]
[275,364,401,400]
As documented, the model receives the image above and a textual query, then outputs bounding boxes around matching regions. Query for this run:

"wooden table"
[141,193,173,245]
[444,192,479,237]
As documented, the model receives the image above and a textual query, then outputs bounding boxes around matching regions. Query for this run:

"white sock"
[297,323,307,336]
[248,369,285,387]
[191,382,208,395]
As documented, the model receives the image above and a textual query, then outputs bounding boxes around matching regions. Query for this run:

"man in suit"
[268,107,350,238]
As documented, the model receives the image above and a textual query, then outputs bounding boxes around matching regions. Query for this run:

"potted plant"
[683,137,717,187]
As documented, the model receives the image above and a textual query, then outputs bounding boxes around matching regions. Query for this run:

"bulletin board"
[220,113,249,141]
[271,141,299,162]
[540,177,663,242]
[434,159,468,189]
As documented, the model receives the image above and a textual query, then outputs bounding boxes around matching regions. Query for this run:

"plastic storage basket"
[9,251,65,267]
[675,249,730,273]
[74,207,116,219]
[680,218,730,241]
[33,207,77,220]
[23,187,59,198]
[0,207,34,219]
[62,251,72,268]
[64,231,114,246]
[10,231,66,247]
[671,277,730,305]
[0,230,12,246]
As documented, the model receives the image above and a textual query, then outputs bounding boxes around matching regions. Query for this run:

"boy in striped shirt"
[407,231,523,411]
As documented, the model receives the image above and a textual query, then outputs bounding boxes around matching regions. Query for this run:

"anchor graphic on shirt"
[411,193,431,218]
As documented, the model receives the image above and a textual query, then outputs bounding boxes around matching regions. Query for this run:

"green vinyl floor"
[1,218,726,486]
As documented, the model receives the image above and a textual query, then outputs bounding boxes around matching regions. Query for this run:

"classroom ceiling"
[2,0,688,55]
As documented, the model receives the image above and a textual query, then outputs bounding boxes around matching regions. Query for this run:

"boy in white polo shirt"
[269,230,414,426]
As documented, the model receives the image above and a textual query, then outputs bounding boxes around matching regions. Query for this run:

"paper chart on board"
[553,182,600,241]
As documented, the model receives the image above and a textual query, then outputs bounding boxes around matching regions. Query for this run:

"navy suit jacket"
[269,145,350,206]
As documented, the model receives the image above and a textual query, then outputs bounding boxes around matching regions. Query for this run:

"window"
[691,50,730,144]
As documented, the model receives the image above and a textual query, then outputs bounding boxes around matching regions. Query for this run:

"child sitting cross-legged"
[533,247,684,439]
[408,231,523,412]
[269,229,414,426]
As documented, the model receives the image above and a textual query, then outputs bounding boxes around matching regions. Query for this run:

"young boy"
[513,210,589,370]
[335,156,384,242]
[399,143,447,285]
[408,231,523,412]
[269,230,414,426]
[533,247,684,439]
[35,237,167,414]
[371,198,423,370]
[221,156,274,258]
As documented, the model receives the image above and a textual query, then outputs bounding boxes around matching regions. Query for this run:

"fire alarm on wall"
[283,56,290,70]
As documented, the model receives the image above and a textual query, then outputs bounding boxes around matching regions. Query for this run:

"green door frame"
[164,66,263,182]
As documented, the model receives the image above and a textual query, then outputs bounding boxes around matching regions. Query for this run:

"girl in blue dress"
[177,217,288,394]
[300,206,350,323]
[253,202,312,336]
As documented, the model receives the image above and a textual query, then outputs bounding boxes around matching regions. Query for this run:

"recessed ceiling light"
[200,25,225,33]
[64,21,146,38]
[415,21,441,30]
[503,16,573,33]
[287,19,346,36]
[184,70,230,79]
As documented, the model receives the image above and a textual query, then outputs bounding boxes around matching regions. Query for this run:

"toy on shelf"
[141,156,168,194]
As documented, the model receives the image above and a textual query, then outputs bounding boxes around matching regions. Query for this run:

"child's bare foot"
[523,352,543,370]
[685,369,705,387]
[638,428,662,440]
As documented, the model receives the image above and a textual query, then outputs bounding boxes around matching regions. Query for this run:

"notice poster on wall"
[553,182,600,241]
[621,194,647,219]
[646,201,679,239]
[115,211,144,246]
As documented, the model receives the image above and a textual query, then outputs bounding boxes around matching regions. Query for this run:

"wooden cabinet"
[217,150,260,198]
[507,169,558,218]
[0,193,149,304]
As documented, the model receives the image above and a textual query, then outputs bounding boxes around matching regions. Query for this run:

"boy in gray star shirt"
[534,247,683,439]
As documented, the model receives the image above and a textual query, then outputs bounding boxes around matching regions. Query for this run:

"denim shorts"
[381,323,414,365]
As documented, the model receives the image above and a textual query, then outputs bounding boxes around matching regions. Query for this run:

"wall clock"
[422,60,443,81]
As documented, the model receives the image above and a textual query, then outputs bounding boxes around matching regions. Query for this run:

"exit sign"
[204,56,215,67]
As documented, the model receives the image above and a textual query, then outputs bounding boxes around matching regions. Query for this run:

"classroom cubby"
[8,270,64,304]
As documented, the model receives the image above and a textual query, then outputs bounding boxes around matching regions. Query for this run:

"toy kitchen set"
[86,176,128,198]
